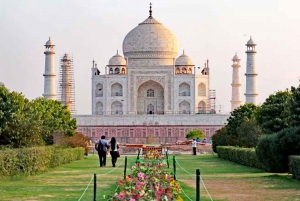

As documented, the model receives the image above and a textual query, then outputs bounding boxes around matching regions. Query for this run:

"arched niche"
[179,82,190,96]
[137,80,164,115]
[179,100,190,114]
[198,101,206,114]
[198,83,206,96]
[111,101,123,115]
[111,83,123,97]
[96,101,103,115]
[95,83,103,97]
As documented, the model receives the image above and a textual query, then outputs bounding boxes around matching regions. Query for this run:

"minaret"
[43,37,56,100]
[231,53,242,111]
[245,36,258,105]
[58,53,76,114]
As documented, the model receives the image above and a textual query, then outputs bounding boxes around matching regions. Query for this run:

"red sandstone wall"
[77,125,223,144]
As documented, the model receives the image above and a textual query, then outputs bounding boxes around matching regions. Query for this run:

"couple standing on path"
[95,136,120,167]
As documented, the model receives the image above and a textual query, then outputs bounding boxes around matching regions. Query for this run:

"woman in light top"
[109,137,119,167]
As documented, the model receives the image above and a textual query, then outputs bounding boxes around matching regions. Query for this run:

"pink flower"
[129,199,136,201]
[138,172,145,180]
[118,191,125,199]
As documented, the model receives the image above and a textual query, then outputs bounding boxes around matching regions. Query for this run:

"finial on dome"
[117,50,119,55]
[92,59,95,68]
[49,36,50,40]
[183,50,185,55]
[149,2,152,17]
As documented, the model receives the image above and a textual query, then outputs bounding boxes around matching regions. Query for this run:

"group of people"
[95,136,119,167]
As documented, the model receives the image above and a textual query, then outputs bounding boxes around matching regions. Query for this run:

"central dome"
[122,15,179,59]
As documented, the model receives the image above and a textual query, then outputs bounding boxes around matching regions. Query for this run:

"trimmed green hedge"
[0,146,84,178]
[289,155,300,180]
[217,146,262,169]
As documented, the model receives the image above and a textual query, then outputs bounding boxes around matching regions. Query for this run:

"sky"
[1,0,300,114]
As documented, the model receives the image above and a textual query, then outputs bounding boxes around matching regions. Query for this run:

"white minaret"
[231,53,242,111]
[245,36,258,105]
[43,37,56,100]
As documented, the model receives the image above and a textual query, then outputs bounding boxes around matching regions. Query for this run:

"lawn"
[0,153,299,201]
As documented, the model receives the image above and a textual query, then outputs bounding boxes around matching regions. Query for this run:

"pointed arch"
[111,101,123,115]
[198,101,206,114]
[179,82,190,96]
[198,83,206,96]
[95,83,103,97]
[96,101,103,115]
[111,82,123,97]
[179,100,190,114]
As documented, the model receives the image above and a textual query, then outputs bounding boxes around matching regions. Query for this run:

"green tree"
[225,103,258,145]
[255,91,291,134]
[186,129,205,140]
[286,86,300,127]
[211,127,228,153]
[236,119,262,148]
[0,85,77,148]
[31,98,77,145]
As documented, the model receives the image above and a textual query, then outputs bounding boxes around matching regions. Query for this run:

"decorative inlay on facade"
[129,70,173,111]
[136,76,165,85]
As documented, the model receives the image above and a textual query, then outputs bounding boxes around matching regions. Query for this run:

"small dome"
[175,52,194,66]
[232,53,239,61]
[246,36,256,46]
[62,53,71,61]
[45,37,54,46]
[108,53,126,66]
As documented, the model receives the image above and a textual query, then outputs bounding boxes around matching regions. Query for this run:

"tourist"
[95,135,109,167]
[192,139,197,155]
[109,137,120,167]
[196,138,201,143]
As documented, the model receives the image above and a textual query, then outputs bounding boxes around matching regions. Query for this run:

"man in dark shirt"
[95,135,109,167]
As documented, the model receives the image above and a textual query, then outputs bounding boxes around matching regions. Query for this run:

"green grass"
[0,154,299,201]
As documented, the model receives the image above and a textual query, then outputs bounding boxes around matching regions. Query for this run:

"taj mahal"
[43,4,258,144]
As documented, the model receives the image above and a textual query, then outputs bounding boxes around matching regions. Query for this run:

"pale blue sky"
[1,0,299,114]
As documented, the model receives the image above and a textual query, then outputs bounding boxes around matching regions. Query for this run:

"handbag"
[116,151,120,158]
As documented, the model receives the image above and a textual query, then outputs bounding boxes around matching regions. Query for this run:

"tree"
[225,103,258,145]
[0,85,77,148]
[255,91,291,134]
[186,129,205,140]
[286,86,300,127]
[211,127,228,153]
[30,98,77,145]
[236,120,262,148]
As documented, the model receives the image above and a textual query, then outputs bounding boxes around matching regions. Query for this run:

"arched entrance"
[137,80,164,115]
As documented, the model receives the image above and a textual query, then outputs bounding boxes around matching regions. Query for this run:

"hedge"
[289,155,300,180]
[0,146,84,178]
[217,146,262,169]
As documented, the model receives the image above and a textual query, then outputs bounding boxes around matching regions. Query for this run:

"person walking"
[95,135,109,167]
[109,137,119,167]
[192,139,197,155]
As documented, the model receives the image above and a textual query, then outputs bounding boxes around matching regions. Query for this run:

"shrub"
[289,155,300,180]
[236,120,262,148]
[186,129,205,140]
[256,127,300,172]
[256,134,279,172]
[217,146,262,169]
[212,127,228,153]
[0,146,84,178]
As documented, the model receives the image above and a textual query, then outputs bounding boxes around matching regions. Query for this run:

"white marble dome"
[175,52,194,66]
[108,53,126,66]
[45,38,54,46]
[247,36,256,46]
[232,53,240,61]
[122,16,179,59]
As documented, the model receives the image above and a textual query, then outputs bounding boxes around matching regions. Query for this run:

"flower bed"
[109,151,182,201]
